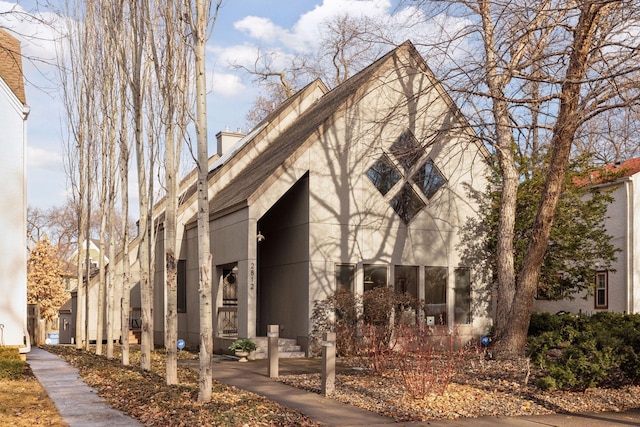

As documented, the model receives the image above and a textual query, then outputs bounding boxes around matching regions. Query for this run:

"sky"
[0,0,431,212]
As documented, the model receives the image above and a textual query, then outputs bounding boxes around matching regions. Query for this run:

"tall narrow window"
[394,265,418,300]
[363,264,388,292]
[454,268,471,324]
[335,264,356,293]
[177,260,187,313]
[595,271,608,309]
[425,267,447,325]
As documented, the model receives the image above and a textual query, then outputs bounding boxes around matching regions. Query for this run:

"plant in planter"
[229,338,257,362]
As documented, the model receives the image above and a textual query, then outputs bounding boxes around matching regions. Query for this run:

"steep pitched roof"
[0,29,26,105]
[209,41,430,215]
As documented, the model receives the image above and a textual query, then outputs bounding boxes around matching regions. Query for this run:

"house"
[58,239,115,345]
[0,29,30,352]
[139,40,492,355]
[533,157,640,315]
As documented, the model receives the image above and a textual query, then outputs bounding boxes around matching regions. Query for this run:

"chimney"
[215,128,245,156]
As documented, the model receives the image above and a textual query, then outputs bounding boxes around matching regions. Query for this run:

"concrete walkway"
[27,347,142,427]
[27,347,640,427]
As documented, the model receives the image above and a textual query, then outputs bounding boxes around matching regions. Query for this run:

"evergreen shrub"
[528,312,640,390]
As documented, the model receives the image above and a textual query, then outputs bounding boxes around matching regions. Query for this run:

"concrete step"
[250,337,306,360]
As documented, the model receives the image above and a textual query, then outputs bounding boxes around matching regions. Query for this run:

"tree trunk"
[192,0,218,403]
[496,0,612,356]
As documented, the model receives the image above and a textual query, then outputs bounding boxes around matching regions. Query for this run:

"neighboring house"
[534,157,640,315]
[59,239,116,344]
[0,29,30,351]
[145,40,492,354]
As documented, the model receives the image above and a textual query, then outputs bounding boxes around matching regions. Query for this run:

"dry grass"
[0,365,66,426]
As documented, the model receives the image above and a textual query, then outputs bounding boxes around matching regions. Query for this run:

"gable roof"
[208,40,446,216]
[608,157,640,178]
[577,156,640,186]
[0,29,26,105]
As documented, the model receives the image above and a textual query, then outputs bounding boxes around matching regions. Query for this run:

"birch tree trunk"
[187,0,222,403]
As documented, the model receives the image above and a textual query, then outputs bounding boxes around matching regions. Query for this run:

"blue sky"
[0,0,430,211]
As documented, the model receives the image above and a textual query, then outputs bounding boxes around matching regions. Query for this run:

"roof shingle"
[0,29,27,105]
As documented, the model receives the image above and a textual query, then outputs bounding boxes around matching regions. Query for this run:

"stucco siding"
[0,74,28,347]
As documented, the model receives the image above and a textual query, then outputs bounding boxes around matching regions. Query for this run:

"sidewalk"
[27,347,640,427]
[27,347,142,427]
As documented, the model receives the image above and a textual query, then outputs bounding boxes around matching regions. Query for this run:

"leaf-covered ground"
[41,345,640,425]
[44,345,320,427]
[278,356,640,422]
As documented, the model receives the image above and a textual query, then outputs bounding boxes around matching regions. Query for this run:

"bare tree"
[237,13,386,127]
[58,0,99,350]
[406,0,640,356]
[145,0,192,385]
[185,0,222,403]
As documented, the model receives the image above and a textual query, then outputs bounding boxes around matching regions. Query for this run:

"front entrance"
[218,266,238,337]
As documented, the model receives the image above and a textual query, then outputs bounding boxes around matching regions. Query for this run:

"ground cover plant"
[0,347,66,426]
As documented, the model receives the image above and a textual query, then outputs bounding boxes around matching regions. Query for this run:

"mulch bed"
[277,356,640,422]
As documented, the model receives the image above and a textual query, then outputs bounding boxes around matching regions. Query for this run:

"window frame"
[594,270,608,309]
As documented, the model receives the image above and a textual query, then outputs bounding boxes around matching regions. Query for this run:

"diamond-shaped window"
[390,184,425,224]
[390,130,422,172]
[366,156,401,195]
[413,159,446,199]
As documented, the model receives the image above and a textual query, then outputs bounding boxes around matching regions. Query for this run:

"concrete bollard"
[267,324,279,378]
[321,331,336,396]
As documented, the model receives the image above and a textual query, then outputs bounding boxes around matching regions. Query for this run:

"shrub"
[528,312,640,390]
[0,347,24,380]
[394,323,464,398]
[228,339,256,352]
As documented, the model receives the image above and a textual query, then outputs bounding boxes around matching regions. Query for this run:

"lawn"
[0,363,66,427]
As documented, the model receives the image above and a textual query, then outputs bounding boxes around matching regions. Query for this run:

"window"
[177,260,187,313]
[394,265,418,300]
[335,264,356,293]
[366,156,401,195]
[390,184,426,224]
[390,131,422,172]
[363,264,388,292]
[366,130,447,225]
[425,267,447,325]
[413,159,446,200]
[595,271,608,309]
[454,268,471,324]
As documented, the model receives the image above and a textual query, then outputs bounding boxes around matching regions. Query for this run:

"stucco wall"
[0,78,27,347]
[533,178,636,315]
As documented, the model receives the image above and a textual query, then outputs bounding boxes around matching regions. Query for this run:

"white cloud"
[0,1,66,63]
[28,145,62,170]
[233,16,285,43]
[209,71,245,97]
[210,43,260,68]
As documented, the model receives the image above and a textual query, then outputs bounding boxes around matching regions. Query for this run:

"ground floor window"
[335,264,356,293]
[595,271,608,309]
[454,268,471,324]
[424,266,447,325]
[394,265,418,300]
[363,264,388,292]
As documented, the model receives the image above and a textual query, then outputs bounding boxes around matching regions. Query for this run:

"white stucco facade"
[534,159,640,315]
[0,30,29,349]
